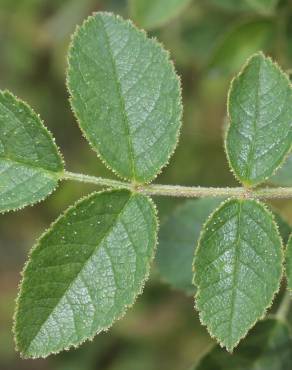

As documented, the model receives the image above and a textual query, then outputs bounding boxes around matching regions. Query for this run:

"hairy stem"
[139,184,292,199]
[276,291,291,321]
[63,171,292,199]
[63,171,132,189]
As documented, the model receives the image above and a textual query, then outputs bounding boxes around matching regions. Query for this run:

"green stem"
[276,291,291,321]
[63,171,132,189]
[63,171,292,199]
[140,184,292,199]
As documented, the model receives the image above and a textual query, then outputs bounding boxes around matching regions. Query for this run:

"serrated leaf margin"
[13,189,158,358]
[224,51,292,188]
[0,89,65,214]
[192,197,284,352]
[66,11,183,184]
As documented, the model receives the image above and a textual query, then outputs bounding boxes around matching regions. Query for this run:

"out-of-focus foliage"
[129,0,192,30]
[208,19,274,75]
[193,319,292,370]
[274,211,292,245]
[271,155,292,186]
[206,0,279,14]
[1,0,292,369]
[156,198,222,295]
[286,235,292,290]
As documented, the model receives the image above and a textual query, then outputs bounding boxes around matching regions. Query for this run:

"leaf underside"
[194,319,292,370]
[226,53,292,187]
[14,190,157,358]
[67,12,182,183]
[156,198,222,294]
[0,91,63,212]
[194,198,283,351]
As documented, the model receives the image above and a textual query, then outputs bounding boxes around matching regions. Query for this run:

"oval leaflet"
[225,53,292,187]
[14,189,158,358]
[193,198,283,351]
[67,12,182,183]
[0,90,64,212]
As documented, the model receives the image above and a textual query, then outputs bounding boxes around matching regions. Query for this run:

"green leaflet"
[193,199,283,351]
[225,53,292,187]
[0,90,64,212]
[156,198,222,295]
[67,12,182,183]
[129,0,192,30]
[14,189,157,358]
[193,319,292,370]
[270,155,292,186]
[285,235,292,290]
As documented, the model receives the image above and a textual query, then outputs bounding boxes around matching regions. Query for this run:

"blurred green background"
[1,0,292,369]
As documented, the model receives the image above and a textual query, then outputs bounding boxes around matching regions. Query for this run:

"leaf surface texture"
[15,190,157,358]
[67,12,182,183]
[0,91,63,212]
[226,53,292,186]
[194,199,283,351]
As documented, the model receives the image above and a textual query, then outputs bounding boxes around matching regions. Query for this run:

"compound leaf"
[285,234,292,290]
[193,199,283,351]
[156,198,222,295]
[67,12,182,183]
[225,53,292,187]
[14,189,157,358]
[0,90,64,212]
[129,0,192,30]
[193,319,292,370]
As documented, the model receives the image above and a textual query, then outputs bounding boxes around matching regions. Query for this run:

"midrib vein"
[0,156,61,178]
[227,201,242,347]
[25,193,133,353]
[0,100,62,175]
[245,60,262,180]
[100,18,137,181]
